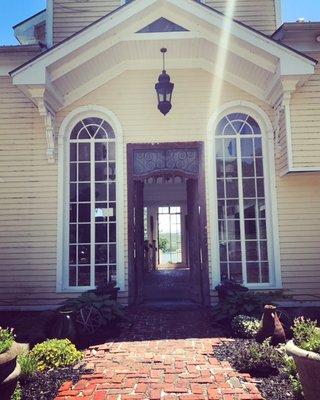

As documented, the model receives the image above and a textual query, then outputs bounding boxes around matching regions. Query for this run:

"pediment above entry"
[10,0,316,162]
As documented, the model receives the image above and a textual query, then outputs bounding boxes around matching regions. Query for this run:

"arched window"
[68,117,117,288]
[215,112,271,285]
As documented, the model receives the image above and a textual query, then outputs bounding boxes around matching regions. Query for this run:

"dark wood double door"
[127,142,210,305]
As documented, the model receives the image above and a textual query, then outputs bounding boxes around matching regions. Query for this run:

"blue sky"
[1,0,320,45]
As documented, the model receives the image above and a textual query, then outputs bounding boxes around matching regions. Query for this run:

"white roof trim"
[11,0,316,82]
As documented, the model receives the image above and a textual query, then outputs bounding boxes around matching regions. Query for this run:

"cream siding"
[290,56,320,169]
[52,0,277,44]
[53,0,122,44]
[200,0,276,35]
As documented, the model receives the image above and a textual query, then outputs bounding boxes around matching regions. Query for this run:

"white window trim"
[206,100,282,290]
[57,105,125,292]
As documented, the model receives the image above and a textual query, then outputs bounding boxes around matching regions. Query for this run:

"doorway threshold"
[141,300,201,311]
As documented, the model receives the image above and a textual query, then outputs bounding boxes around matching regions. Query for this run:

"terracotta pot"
[0,342,22,400]
[286,340,320,400]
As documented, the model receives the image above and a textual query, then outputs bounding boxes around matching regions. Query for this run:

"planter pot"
[286,340,320,400]
[48,310,77,342]
[0,342,22,400]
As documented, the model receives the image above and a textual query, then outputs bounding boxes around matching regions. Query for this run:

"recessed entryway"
[127,142,210,305]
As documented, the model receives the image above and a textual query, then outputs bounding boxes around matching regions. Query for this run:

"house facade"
[1,0,320,309]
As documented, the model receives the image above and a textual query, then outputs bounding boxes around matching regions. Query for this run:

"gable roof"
[10,0,316,77]
[9,0,316,110]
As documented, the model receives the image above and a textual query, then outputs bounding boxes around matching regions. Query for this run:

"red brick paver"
[55,307,263,400]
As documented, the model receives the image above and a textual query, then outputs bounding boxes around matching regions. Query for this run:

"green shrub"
[11,382,22,400]
[282,354,303,397]
[0,327,14,354]
[18,351,38,377]
[292,317,320,354]
[231,340,283,377]
[231,315,261,339]
[30,339,83,372]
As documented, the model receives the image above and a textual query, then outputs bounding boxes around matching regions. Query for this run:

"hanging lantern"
[155,48,174,115]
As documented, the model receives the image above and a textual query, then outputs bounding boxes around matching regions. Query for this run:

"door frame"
[127,141,210,305]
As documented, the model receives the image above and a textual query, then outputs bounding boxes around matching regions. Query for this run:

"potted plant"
[0,327,21,400]
[286,317,320,400]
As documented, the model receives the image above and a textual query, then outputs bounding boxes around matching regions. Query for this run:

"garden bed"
[19,366,85,400]
[215,339,303,400]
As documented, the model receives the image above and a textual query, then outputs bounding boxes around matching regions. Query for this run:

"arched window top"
[216,113,261,136]
[70,117,115,140]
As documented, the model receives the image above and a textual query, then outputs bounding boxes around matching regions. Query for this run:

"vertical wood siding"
[52,0,277,44]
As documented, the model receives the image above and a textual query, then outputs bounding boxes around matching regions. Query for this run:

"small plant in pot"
[0,327,22,399]
[286,317,320,400]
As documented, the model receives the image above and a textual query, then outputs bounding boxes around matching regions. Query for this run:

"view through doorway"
[127,142,210,305]
[143,176,190,302]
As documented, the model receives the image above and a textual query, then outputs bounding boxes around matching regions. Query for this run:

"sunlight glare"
[211,0,237,111]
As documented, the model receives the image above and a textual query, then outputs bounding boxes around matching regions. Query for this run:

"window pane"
[243,178,256,197]
[96,183,107,201]
[242,158,255,177]
[78,245,90,264]
[69,266,77,286]
[78,183,90,202]
[69,245,76,264]
[78,143,90,161]
[95,143,108,161]
[96,244,108,264]
[246,241,258,261]
[227,220,240,240]
[78,224,90,243]
[229,263,243,283]
[247,262,260,283]
[69,204,77,223]
[219,243,227,261]
[109,223,116,243]
[241,139,254,157]
[245,220,257,240]
[78,204,90,222]
[70,144,77,161]
[78,163,90,181]
[225,179,238,198]
[78,266,90,286]
[244,199,256,218]
[95,224,108,243]
[225,159,238,177]
[95,265,108,286]
[229,241,242,261]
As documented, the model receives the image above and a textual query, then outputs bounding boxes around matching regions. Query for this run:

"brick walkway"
[55,307,263,400]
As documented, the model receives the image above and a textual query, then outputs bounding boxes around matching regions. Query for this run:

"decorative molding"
[38,98,56,163]
[133,148,199,176]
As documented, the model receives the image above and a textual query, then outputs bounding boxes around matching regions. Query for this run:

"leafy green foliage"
[18,351,38,377]
[158,237,169,253]
[231,340,283,377]
[61,291,124,323]
[282,354,303,397]
[231,315,261,339]
[292,317,320,354]
[11,382,22,400]
[0,327,14,354]
[30,339,83,372]
[212,280,286,326]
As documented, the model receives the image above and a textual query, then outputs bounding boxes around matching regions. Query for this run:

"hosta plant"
[231,315,261,339]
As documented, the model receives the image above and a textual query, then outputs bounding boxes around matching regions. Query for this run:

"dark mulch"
[214,339,302,400]
[20,367,87,400]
